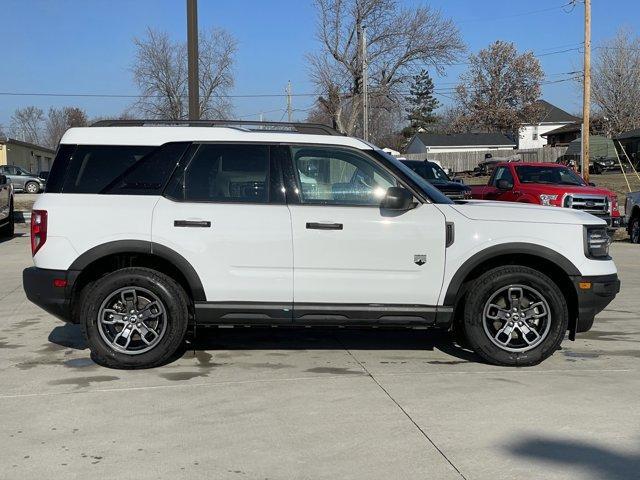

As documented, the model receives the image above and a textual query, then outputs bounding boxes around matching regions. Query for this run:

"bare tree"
[131,27,237,120]
[44,107,89,148]
[10,106,45,144]
[591,28,640,136]
[308,0,464,141]
[455,41,544,134]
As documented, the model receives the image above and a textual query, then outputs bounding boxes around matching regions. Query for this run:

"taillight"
[31,210,47,256]
[611,195,619,214]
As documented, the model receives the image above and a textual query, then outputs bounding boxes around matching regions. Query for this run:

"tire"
[462,265,568,366]
[0,202,14,238]
[80,267,190,369]
[630,216,640,244]
[24,181,39,194]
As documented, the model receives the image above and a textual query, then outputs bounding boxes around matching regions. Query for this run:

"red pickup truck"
[470,162,622,230]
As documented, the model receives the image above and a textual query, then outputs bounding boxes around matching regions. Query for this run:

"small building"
[0,138,55,173]
[518,100,579,149]
[541,123,581,147]
[405,132,516,154]
[615,129,640,162]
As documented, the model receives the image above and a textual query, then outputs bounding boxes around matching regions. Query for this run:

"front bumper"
[571,273,620,336]
[23,267,77,323]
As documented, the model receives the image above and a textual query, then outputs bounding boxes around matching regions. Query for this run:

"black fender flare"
[443,242,581,306]
[69,240,206,301]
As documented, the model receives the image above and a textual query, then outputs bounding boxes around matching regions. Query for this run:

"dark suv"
[401,160,471,200]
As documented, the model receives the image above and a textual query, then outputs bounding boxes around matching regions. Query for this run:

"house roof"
[414,132,516,148]
[615,129,640,140]
[0,137,56,154]
[528,100,580,124]
[541,122,581,137]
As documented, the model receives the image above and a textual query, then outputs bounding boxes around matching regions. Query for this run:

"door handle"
[306,222,343,230]
[174,220,211,228]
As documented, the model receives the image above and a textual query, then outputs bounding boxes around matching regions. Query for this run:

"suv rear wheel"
[80,267,189,369]
[462,266,568,366]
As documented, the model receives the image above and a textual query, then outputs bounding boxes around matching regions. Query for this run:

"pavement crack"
[342,345,468,480]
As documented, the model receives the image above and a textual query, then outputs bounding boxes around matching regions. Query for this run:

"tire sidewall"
[464,267,568,366]
[81,268,189,369]
[631,217,640,244]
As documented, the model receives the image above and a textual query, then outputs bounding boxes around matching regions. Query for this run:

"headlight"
[539,194,558,206]
[584,226,610,258]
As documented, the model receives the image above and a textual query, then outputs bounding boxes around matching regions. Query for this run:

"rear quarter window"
[46,143,189,195]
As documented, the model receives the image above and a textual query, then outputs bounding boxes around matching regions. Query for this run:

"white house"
[518,100,579,149]
[405,132,516,154]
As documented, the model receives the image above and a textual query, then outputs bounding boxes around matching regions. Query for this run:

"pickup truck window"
[515,166,585,186]
[492,166,514,186]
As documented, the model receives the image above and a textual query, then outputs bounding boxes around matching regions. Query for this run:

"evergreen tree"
[403,70,439,138]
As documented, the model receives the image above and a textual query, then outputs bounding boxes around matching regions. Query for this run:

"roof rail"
[90,119,342,136]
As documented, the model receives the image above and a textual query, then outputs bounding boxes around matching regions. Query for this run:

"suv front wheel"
[462,266,568,366]
[80,267,189,368]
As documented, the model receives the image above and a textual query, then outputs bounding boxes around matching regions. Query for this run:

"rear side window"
[167,144,270,203]
[45,144,77,193]
[101,142,190,195]
[62,145,155,193]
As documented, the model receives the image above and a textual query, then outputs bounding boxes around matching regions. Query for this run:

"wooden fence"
[403,146,568,173]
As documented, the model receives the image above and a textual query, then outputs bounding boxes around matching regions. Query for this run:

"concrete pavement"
[1,225,638,479]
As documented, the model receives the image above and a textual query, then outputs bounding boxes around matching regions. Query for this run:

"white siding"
[518,123,573,149]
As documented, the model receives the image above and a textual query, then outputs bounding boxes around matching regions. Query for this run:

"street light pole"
[187,0,199,120]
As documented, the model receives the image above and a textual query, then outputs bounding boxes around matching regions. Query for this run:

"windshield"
[372,151,453,204]
[402,160,450,183]
[515,165,586,186]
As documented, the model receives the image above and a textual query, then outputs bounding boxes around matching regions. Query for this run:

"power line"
[456,1,577,24]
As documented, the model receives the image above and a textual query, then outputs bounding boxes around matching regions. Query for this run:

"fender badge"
[414,254,427,266]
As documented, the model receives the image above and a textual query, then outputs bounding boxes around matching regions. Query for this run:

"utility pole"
[286,80,293,122]
[361,26,369,141]
[582,0,591,182]
[187,0,199,120]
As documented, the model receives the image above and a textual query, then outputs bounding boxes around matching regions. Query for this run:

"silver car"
[0,165,46,193]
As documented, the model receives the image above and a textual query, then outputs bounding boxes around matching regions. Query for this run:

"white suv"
[23,120,620,368]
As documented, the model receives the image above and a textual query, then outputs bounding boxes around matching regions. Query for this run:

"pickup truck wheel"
[24,181,40,194]
[80,267,189,369]
[630,216,640,244]
[0,202,14,238]
[463,266,568,366]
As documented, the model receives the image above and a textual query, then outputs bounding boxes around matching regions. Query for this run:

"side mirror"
[588,182,596,187]
[0,175,6,185]
[381,186,413,210]
[496,179,513,190]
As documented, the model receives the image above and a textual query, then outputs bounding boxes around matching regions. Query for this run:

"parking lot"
[1,224,639,480]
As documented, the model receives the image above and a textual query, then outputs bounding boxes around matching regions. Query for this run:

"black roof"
[531,100,580,124]
[0,137,55,154]
[541,122,581,137]
[414,132,515,147]
[615,129,640,140]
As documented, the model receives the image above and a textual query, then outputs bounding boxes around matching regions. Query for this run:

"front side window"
[292,146,396,205]
[169,144,270,203]
[492,166,514,186]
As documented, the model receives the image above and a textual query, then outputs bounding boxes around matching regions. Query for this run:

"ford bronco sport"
[23,120,620,368]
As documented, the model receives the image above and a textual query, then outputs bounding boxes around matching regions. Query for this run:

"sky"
[1,0,639,130]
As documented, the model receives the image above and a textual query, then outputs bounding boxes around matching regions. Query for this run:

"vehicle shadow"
[188,327,480,363]
[47,323,480,364]
[507,436,640,480]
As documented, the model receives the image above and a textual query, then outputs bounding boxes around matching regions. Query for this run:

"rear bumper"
[572,273,620,335]
[23,267,77,323]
